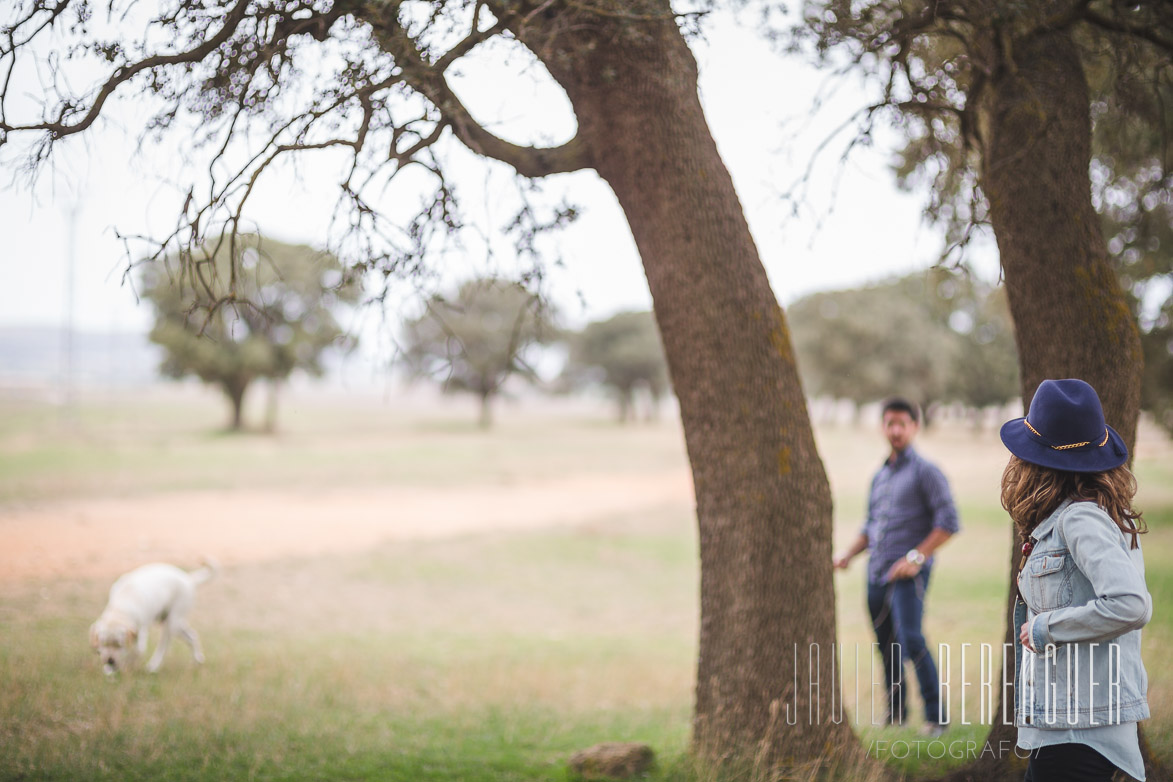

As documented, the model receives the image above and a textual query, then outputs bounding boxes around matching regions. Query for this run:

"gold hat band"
[1023,419,1110,450]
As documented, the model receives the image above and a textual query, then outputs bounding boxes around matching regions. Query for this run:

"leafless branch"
[434,17,508,72]
[0,0,253,138]
[358,1,594,177]
[4,0,586,322]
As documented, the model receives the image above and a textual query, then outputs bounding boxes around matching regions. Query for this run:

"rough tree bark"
[503,4,852,766]
[983,29,1143,444]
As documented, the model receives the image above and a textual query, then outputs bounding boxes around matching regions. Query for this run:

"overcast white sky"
[0,12,996,347]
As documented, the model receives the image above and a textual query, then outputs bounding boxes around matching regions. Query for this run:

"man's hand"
[885,558,921,582]
[833,533,869,571]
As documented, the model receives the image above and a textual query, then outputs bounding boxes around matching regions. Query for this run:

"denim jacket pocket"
[1027,551,1073,610]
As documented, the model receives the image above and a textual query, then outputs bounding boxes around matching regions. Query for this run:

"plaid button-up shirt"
[861,446,960,585]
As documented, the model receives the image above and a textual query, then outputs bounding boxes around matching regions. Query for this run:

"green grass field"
[1,386,1170,781]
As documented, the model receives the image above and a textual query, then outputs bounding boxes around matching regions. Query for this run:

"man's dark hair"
[881,397,920,423]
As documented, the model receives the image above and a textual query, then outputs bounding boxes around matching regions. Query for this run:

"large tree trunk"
[517,5,850,768]
[942,28,1147,782]
[983,29,1142,444]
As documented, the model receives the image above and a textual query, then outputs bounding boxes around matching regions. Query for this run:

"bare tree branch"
[356,1,594,177]
[3,0,589,322]
[0,0,254,138]
[434,17,508,72]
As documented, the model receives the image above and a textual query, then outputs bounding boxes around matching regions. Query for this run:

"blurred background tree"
[140,235,360,431]
[563,311,670,423]
[1093,74,1173,436]
[1142,300,1173,435]
[788,276,956,417]
[788,268,1018,421]
[402,278,556,429]
[938,276,1019,416]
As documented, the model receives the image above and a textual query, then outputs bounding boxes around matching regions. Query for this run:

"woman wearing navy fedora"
[1000,378,1151,782]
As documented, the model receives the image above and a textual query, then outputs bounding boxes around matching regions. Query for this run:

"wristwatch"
[905,549,926,566]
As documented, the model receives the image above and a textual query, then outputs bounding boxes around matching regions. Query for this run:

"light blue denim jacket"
[1014,499,1151,729]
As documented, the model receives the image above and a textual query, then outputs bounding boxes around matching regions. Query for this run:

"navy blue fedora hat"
[1000,378,1128,473]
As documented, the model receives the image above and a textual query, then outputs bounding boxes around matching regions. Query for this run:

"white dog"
[90,560,217,674]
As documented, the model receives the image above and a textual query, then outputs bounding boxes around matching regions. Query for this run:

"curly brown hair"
[1000,456,1146,549]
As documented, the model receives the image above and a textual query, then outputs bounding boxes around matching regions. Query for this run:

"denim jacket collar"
[1029,498,1074,542]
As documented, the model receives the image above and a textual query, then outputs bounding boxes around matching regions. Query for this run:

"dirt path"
[0,470,693,584]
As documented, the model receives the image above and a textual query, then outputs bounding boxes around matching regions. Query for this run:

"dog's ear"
[89,623,100,650]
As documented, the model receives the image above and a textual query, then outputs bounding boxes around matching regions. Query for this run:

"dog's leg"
[146,623,172,673]
[176,622,205,665]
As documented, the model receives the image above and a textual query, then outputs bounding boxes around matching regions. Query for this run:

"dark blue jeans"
[867,565,941,725]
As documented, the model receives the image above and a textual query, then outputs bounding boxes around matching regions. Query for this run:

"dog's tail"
[189,557,219,586]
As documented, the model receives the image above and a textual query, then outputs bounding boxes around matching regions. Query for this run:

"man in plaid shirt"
[833,397,960,735]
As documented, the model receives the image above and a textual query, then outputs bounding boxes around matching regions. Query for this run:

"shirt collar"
[885,446,918,468]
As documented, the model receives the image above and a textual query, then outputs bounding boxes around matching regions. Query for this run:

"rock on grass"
[568,742,655,780]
